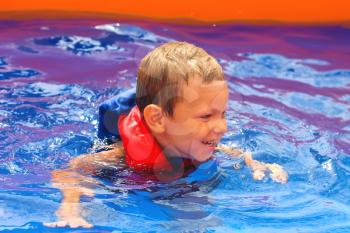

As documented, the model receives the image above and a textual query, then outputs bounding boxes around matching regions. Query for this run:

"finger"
[250,161,268,171]
[83,223,93,228]
[70,222,80,228]
[56,221,69,227]
[270,171,288,184]
[266,163,283,172]
[253,170,265,180]
[69,220,93,228]
[43,221,68,228]
[43,222,56,227]
[280,173,288,183]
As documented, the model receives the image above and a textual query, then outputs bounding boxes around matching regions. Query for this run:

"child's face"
[161,76,228,162]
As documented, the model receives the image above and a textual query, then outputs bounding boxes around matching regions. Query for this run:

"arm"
[216,144,288,184]
[44,142,125,228]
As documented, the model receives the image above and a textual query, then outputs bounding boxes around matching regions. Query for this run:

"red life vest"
[118,106,195,181]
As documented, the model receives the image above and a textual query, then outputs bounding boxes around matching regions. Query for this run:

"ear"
[143,104,165,134]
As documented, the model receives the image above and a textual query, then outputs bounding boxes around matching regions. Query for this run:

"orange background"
[1,0,350,23]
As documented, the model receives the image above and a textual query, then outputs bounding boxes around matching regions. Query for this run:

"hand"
[44,169,96,228]
[266,163,288,184]
[249,160,268,181]
[44,217,93,228]
[249,160,288,184]
[217,145,288,184]
[44,201,93,228]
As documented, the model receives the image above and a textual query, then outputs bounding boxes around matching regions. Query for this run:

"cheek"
[182,125,209,150]
[165,119,198,136]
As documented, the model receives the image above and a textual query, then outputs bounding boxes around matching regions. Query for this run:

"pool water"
[0,19,350,233]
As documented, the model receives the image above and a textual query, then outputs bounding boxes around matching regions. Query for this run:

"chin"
[192,153,213,163]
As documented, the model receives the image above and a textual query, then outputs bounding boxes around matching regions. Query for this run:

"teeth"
[203,140,216,146]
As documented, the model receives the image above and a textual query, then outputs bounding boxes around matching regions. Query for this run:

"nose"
[212,118,227,135]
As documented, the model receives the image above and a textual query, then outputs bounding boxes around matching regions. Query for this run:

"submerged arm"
[44,142,125,228]
[216,144,288,184]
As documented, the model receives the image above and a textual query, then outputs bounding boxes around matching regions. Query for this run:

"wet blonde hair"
[136,41,224,117]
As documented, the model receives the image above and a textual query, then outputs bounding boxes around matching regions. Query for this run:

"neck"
[152,132,187,160]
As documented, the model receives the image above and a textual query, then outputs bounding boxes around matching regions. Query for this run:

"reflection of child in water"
[45,41,288,228]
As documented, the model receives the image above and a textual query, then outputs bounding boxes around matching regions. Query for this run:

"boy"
[45,41,287,228]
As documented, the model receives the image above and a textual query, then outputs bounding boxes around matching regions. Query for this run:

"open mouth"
[202,140,217,147]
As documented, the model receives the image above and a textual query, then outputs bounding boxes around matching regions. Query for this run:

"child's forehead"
[174,78,228,113]
[179,77,227,102]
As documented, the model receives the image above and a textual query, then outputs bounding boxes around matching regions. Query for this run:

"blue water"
[0,19,350,233]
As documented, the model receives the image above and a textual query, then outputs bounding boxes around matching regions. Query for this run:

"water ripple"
[34,35,121,55]
[0,19,350,232]
[224,53,350,87]
[0,57,40,81]
[95,23,171,43]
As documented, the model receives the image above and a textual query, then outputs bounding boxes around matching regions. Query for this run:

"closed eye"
[200,114,211,119]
